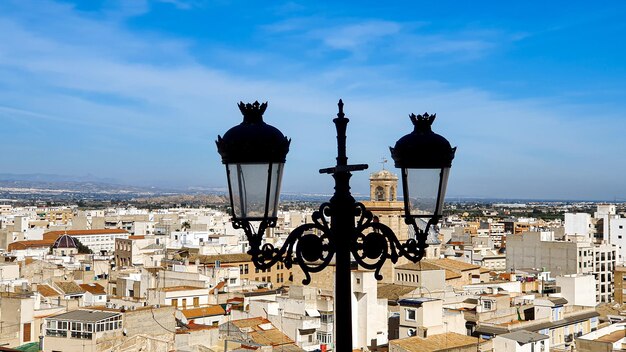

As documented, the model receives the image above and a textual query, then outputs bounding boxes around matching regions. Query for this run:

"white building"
[148,286,211,309]
[576,321,626,351]
[493,330,550,352]
[79,283,107,307]
[507,231,616,303]
[594,204,616,241]
[43,229,129,254]
[555,275,596,307]
[608,217,626,263]
[397,297,445,339]
[564,213,593,239]
[248,270,387,351]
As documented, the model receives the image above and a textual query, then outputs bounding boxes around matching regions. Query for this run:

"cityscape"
[1,173,626,351]
[2,1,626,352]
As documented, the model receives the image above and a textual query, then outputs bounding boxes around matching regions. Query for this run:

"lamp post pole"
[320,100,368,350]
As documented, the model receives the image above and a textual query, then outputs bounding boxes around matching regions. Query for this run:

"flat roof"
[398,297,440,307]
[48,310,121,322]
[498,330,549,344]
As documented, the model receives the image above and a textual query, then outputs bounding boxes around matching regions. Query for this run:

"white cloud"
[0,1,624,199]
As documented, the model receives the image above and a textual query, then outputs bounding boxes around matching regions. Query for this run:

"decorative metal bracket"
[236,201,436,284]
[236,203,335,285]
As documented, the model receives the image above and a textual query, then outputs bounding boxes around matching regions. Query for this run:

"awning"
[305,309,320,317]
[299,328,316,335]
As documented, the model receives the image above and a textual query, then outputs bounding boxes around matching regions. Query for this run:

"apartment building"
[507,231,617,302]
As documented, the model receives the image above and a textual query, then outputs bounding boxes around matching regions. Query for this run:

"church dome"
[53,234,77,249]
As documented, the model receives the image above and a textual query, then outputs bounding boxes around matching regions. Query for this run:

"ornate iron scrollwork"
[237,201,437,284]
[351,203,433,280]
[239,203,335,285]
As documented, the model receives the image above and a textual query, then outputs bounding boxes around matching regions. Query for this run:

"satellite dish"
[407,328,416,337]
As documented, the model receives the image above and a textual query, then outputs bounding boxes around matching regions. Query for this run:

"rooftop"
[48,310,121,323]
[377,284,416,301]
[389,332,481,352]
[398,297,440,307]
[54,281,84,295]
[79,283,106,295]
[159,285,207,292]
[423,258,481,272]
[43,229,128,239]
[497,330,549,344]
[395,261,462,280]
[36,284,61,297]
[182,305,226,319]
[596,329,626,343]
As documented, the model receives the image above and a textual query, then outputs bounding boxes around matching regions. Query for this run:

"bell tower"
[369,170,398,202]
[362,168,409,283]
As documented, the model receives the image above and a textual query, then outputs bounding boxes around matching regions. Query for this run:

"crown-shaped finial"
[238,101,268,123]
[409,112,436,132]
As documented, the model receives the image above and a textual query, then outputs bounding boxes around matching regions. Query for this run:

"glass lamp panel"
[227,163,272,219]
[266,163,284,218]
[404,168,448,217]
[436,167,451,215]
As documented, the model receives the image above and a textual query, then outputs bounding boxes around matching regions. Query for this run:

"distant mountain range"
[0,173,182,201]
[0,173,620,204]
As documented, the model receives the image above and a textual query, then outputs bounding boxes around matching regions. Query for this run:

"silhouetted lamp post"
[217,100,456,351]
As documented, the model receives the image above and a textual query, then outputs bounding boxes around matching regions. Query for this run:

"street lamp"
[390,112,456,258]
[216,99,456,351]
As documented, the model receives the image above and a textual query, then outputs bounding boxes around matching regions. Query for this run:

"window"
[320,312,334,324]
[375,186,385,201]
[317,332,332,344]
[193,297,199,307]
[483,300,492,310]
[172,299,178,308]
[405,309,416,321]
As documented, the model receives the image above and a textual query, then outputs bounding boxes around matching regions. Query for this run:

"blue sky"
[1,0,625,200]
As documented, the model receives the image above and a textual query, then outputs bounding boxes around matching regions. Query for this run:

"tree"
[73,237,93,254]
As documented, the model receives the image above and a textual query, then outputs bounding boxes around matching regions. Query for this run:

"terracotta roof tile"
[37,284,61,297]
[43,229,128,240]
[8,239,55,251]
[79,283,106,295]
[390,332,482,351]
[182,305,225,319]
[54,281,85,295]
[422,258,480,272]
